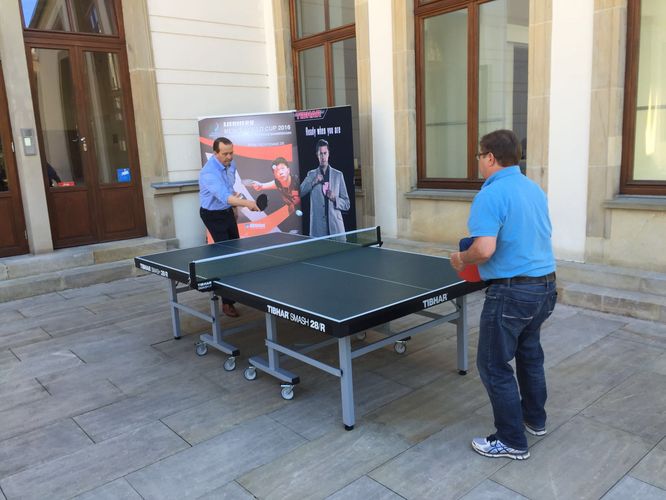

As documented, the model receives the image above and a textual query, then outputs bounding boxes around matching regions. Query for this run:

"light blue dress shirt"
[199,155,236,211]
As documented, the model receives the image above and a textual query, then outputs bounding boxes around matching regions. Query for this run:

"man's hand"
[326,190,336,202]
[450,252,466,272]
[229,193,259,211]
[251,181,262,191]
[315,173,324,184]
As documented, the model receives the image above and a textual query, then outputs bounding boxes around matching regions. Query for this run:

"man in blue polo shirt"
[451,129,557,460]
[199,137,259,317]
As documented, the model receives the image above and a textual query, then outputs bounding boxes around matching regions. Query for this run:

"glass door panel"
[30,47,85,187]
[424,9,468,178]
[82,50,131,184]
[299,46,327,109]
[0,134,8,192]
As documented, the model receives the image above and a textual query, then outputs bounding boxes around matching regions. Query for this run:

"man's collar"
[482,165,521,188]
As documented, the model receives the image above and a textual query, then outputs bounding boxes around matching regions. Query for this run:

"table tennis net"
[189,227,381,288]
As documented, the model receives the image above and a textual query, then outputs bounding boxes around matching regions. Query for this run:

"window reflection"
[295,0,354,38]
[21,0,71,31]
[83,51,130,184]
[479,0,529,172]
[633,0,666,181]
[31,48,85,186]
[299,46,327,109]
[22,0,118,35]
[424,9,468,179]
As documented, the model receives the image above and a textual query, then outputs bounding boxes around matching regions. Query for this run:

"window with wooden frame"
[621,0,666,195]
[290,0,361,185]
[415,0,529,189]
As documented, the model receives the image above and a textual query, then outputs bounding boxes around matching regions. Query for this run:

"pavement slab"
[0,422,188,500]
[491,416,651,500]
[370,415,506,500]
[582,371,666,443]
[327,476,404,499]
[601,476,666,500]
[629,437,666,492]
[0,419,92,479]
[238,422,411,500]
[72,478,143,500]
[126,415,306,500]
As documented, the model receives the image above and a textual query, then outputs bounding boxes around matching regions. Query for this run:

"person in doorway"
[199,137,259,317]
[46,162,61,187]
[299,139,350,236]
[450,129,557,460]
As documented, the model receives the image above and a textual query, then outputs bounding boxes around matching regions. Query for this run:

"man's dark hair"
[213,136,233,153]
[479,129,522,167]
[315,139,329,152]
[272,156,289,168]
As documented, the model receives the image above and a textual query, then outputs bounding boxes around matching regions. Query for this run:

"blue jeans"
[477,280,557,450]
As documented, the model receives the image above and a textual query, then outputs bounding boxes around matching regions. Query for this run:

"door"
[0,61,29,257]
[27,43,146,247]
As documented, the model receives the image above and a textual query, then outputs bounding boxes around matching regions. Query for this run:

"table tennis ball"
[295,210,303,217]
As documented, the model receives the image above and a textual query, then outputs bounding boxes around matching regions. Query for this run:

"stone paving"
[0,270,665,499]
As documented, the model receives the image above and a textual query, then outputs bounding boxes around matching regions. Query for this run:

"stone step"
[0,237,170,302]
[0,237,168,281]
[0,259,142,302]
[556,260,666,297]
[557,281,666,322]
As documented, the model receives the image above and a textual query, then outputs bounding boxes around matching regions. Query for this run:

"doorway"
[22,0,146,248]
[0,61,29,257]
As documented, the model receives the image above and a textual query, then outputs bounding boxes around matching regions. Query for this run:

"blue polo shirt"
[199,155,236,211]
[468,166,555,280]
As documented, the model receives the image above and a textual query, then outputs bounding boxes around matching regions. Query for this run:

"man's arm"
[227,193,259,211]
[450,236,496,271]
[299,169,320,196]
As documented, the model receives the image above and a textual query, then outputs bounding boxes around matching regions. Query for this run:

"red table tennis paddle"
[457,237,482,282]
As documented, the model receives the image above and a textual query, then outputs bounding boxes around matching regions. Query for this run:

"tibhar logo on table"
[423,293,448,308]
[267,305,326,332]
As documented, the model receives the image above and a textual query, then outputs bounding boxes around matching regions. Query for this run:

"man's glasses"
[475,151,491,160]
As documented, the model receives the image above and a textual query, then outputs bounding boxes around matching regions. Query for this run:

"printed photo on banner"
[294,106,357,237]
[198,112,302,238]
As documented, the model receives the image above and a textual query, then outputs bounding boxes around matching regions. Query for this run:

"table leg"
[338,336,355,430]
[455,295,468,375]
[169,280,182,339]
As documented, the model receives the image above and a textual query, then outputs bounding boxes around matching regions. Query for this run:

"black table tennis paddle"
[256,193,268,211]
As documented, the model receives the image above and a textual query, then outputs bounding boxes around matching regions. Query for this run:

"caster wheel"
[355,332,367,341]
[244,367,257,381]
[280,385,295,400]
[223,356,236,371]
[196,342,208,356]
[394,341,407,355]
[458,369,467,376]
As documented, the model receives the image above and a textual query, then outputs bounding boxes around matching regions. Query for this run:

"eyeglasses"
[475,151,491,160]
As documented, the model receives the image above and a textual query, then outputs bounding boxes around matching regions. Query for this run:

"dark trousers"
[200,207,239,305]
[477,281,557,449]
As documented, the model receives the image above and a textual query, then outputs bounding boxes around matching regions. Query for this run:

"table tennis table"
[135,227,486,430]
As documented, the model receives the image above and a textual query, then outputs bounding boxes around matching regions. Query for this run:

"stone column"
[0,2,53,254]
[548,0,594,261]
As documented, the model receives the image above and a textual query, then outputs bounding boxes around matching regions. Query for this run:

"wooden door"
[0,61,29,257]
[26,42,146,248]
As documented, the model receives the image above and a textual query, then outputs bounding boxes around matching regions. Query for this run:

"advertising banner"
[198,106,355,239]
[294,106,356,236]
[198,112,301,237]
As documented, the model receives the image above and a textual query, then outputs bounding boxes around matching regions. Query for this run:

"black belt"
[489,272,556,285]
[201,207,233,214]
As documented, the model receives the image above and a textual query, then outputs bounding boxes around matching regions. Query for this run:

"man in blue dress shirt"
[199,137,259,317]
